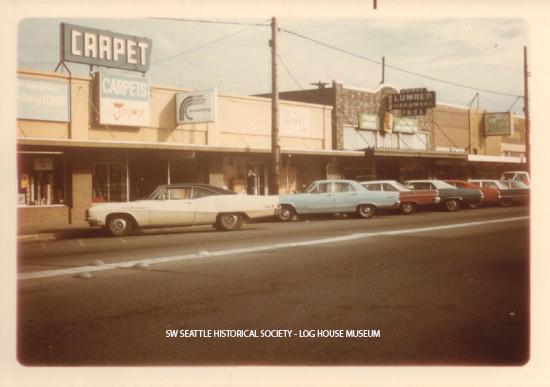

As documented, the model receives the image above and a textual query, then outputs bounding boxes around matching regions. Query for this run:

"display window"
[92,161,128,202]
[17,152,65,206]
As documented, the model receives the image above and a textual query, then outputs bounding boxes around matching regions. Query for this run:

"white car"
[86,184,280,236]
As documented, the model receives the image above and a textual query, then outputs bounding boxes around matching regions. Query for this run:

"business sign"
[280,106,310,136]
[358,113,379,131]
[62,23,152,73]
[17,77,70,122]
[98,71,150,127]
[392,117,419,134]
[383,112,393,134]
[388,88,436,116]
[176,90,217,124]
[484,112,514,136]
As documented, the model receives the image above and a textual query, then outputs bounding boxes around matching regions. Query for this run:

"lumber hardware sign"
[61,23,152,72]
[388,88,436,116]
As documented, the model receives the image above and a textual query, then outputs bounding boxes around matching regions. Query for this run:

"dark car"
[468,179,529,207]
[405,179,484,212]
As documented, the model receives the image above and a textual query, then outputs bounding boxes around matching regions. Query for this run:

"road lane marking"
[77,239,86,247]
[119,238,129,244]
[18,216,529,281]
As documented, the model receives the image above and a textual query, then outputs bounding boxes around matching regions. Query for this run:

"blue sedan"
[277,179,400,221]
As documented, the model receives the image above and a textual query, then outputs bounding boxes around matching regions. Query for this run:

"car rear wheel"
[278,205,296,222]
[400,202,417,215]
[445,199,460,212]
[357,204,376,219]
[108,214,134,236]
[215,213,243,231]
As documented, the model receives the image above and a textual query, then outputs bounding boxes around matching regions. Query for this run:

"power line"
[277,54,305,90]
[279,27,523,99]
[150,17,270,27]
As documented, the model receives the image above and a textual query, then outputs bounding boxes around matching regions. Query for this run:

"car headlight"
[434,196,441,203]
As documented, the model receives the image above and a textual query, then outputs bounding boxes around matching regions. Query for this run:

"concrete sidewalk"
[17,225,103,243]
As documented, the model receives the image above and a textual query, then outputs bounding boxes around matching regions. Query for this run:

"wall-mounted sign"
[484,112,514,136]
[176,90,217,124]
[280,106,311,136]
[98,71,150,127]
[388,88,436,116]
[34,158,54,171]
[62,23,152,73]
[17,77,70,122]
[383,112,393,134]
[358,113,379,131]
[393,117,419,133]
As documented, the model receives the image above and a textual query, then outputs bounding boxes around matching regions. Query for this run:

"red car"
[360,180,440,214]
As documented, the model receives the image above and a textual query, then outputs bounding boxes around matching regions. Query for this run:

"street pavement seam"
[18,215,529,281]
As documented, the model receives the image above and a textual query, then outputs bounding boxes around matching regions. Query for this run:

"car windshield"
[392,181,410,191]
[511,181,529,189]
[434,181,456,189]
[494,181,509,190]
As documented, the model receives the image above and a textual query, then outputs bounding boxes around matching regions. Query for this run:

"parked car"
[405,179,484,212]
[277,179,400,221]
[467,179,528,206]
[500,171,530,187]
[86,183,280,236]
[359,180,440,215]
[445,180,488,208]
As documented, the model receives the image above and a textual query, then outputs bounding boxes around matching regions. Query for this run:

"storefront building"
[17,68,343,233]
[266,81,526,181]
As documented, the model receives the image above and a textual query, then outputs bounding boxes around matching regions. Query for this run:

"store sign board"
[280,106,311,136]
[62,23,152,73]
[484,112,513,136]
[34,158,54,171]
[17,77,70,122]
[388,88,436,116]
[358,113,379,130]
[98,71,150,127]
[393,117,419,133]
[176,90,217,124]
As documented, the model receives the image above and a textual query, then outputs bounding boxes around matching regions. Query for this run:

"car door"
[333,182,360,211]
[148,186,195,226]
[481,181,500,203]
[191,187,220,224]
[303,182,335,213]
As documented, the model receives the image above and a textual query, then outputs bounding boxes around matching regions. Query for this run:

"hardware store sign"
[98,71,150,127]
[388,88,436,116]
[17,77,70,122]
[62,23,152,73]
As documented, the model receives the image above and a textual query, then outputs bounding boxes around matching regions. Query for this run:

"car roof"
[312,179,358,184]
[359,180,397,184]
[158,183,236,194]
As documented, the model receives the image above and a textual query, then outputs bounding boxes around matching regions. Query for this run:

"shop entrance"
[246,164,267,195]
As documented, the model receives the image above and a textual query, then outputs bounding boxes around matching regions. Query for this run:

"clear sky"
[18,17,527,114]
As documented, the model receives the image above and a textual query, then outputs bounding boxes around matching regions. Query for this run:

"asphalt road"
[17,206,529,366]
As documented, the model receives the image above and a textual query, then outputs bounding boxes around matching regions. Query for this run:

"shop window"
[17,153,65,206]
[93,161,128,202]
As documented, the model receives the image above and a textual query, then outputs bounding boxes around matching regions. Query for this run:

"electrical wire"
[150,17,270,27]
[279,27,523,99]
[277,54,305,90]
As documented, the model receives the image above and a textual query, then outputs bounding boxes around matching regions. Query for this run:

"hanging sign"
[98,71,150,127]
[393,117,419,133]
[484,112,514,136]
[358,113,379,131]
[61,23,152,73]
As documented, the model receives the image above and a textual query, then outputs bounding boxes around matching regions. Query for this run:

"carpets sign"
[98,71,150,127]
[62,23,152,73]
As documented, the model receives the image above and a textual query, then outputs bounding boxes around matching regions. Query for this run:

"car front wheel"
[215,213,243,231]
[108,214,134,236]
[400,202,416,215]
[357,204,376,219]
[445,199,460,212]
[468,200,483,209]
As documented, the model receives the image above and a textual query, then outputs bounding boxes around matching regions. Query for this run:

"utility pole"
[523,46,531,174]
[381,56,385,84]
[270,17,280,194]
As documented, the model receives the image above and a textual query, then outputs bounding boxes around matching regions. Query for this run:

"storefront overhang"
[467,154,526,164]
[17,137,365,158]
[373,149,467,160]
